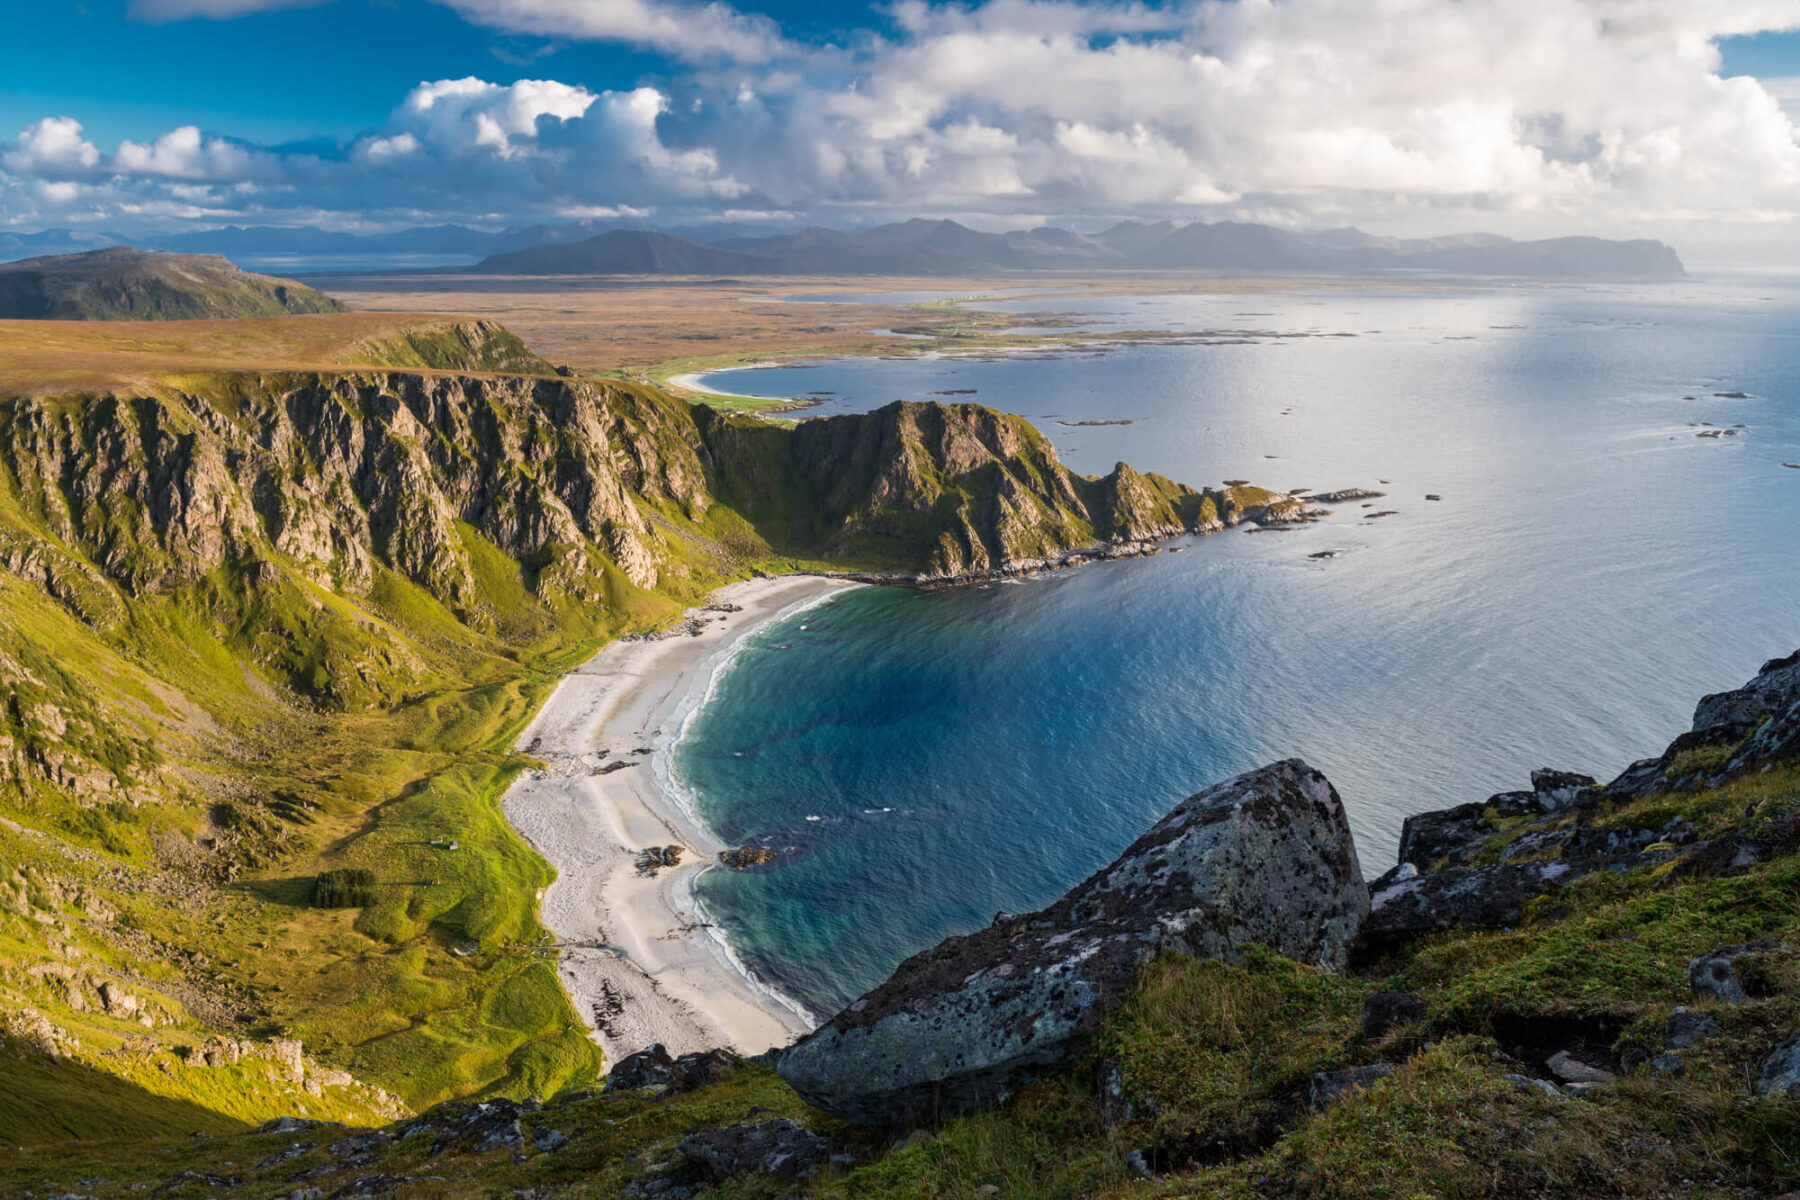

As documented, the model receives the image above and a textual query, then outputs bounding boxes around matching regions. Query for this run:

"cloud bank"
[9,0,1800,243]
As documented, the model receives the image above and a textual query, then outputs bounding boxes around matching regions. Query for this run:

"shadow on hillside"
[0,1048,259,1148]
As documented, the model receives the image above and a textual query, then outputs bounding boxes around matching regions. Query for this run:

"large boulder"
[776,759,1367,1126]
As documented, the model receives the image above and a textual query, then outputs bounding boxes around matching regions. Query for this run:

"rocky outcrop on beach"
[776,759,1367,1125]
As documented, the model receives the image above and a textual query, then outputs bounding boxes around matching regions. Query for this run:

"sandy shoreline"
[501,575,861,1065]
[665,366,788,401]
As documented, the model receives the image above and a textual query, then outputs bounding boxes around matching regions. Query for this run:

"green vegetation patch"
[313,868,377,909]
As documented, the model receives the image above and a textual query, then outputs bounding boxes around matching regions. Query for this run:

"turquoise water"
[676,278,1800,1015]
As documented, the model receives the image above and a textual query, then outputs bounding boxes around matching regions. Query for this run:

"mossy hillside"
[0,546,627,1135]
[0,429,687,1134]
[348,318,557,377]
[0,248,345,322]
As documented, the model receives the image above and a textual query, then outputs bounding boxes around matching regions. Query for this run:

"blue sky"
[5,1,1800,244]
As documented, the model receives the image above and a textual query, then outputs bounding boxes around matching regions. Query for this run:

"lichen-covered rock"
[1757,1033,1800,1097]
[676,1119,829,1182]
[776,759,1367,1126]
[1530,768,1600,814]
[1664,1008,1719,1050]
[1689,942,1786,1004]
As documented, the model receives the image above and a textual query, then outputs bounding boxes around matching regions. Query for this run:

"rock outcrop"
[776,759,1367,1126]
[695,400,1301,584]
[1365,652,1800,945]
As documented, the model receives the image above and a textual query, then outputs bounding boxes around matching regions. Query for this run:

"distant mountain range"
[0,218,1686,279]
[473,218,1686,279]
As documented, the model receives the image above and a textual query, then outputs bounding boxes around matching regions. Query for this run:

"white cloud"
[397,77,599,158]
[3,117,101,177]
[113,126,278,181]
[433,0,790,62]
[8,0,1800,245]
[1761,76,1800,120]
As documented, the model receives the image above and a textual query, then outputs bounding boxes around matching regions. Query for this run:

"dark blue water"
[676,279,1800,1014]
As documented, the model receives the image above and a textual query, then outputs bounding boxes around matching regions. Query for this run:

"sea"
[667,275,1800,1016]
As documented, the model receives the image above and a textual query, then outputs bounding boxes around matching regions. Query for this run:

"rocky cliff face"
[777,759,1368,1125]
[696,399,1294,581]
[1,372,689,606]
[2,384,1280,657]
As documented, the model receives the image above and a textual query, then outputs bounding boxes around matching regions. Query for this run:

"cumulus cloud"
[8,0,1800,241]
[113,126,283,181]
[433,0,790,62]
[398,77,599,158]
[3,118,102,177]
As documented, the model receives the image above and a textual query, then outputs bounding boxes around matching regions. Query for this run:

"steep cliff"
[696,399,1293,580]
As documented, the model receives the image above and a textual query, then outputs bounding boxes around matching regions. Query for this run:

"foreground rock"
[777,759,1367,1125]
[677,1119,830,1182]
[604,1044,738,1095]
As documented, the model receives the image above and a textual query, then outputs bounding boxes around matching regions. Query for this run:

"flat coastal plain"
[503,575,860,1064]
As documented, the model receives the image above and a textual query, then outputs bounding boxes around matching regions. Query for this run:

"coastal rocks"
[676,1119,830,1182]
[635,845,683,876]
[718,845,777,869]
[1530,769,1600,814]
[1312,488,1386,503]
[1395,793,1532,871]
[776,759,1367,1125]
[1362,651,1800,955]
[1365,858,1609,938]
[1607,650,1800,800]
[1689,943,1785,1004]
[604,1043,739,1095]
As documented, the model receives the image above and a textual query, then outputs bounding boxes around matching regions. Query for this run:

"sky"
[6,0,1800,258]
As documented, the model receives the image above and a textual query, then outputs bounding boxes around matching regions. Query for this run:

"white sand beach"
[664,366,788,401]
[501,575,861,1066]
